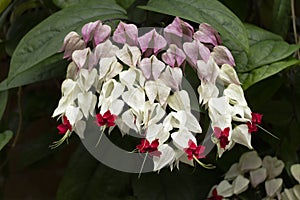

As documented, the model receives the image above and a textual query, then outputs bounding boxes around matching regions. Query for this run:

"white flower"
[98,79,125,115]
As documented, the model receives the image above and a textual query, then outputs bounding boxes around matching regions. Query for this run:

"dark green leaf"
[139,0,249,68]
[53,0,116,8]
[1,53,67,91]
[245,76,283,109]
[5,8,49,56]
[0,0,12,14]
[56,144,99,200]
[0,130,13,151]
[132,165,220,200]
[0,90,8,120]
[246,41,299,71]
[116,0,136,9]
[84,163,131,200]
[244,23,283,46]
[7,1,126,90]
[272,0,291,37]
[239,58,300,90]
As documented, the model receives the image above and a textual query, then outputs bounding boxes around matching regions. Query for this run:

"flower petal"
[153,144,175,171]
[113,21,138,46]
[231,124,253,149]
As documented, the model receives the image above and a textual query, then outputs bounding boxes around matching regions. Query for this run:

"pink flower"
[162,44,186,67]
[247,112,263,133]
[57,116,72,134]
[194,23,222,47]
[184,139,206,160]
[112,21,138,46]
[208,188,223,200]
[136,139,161,157]
[212,46,236,66]
[164,17,194,48]
[214,127,230,149]
[96,110,117,127]
[60,32,85,60]
[81,20,111,46]
[138,29,167,57]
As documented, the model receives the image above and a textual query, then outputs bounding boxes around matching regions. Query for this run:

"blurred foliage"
[0,0,299,199]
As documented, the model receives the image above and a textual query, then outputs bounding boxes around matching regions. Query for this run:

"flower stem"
[12,87,22,148]
[95,127,105,147]
[138,152,148,178]
[257,124,279,140]
[193,155,215,169]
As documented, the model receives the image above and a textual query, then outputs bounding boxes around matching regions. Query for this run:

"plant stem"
[12,87,22,147]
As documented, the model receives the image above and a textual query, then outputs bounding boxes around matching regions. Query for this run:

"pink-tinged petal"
[162,44,186,67]
[152,30,167,54]
[61,31,86,60]
[214,127,222,138]
[183,40,210,67]
[113,21,138,46]
[139,55,165,80]
[82,20,100,44]
[212,46,235,66]
[138,29,167,56]
[164,17,194,47]
[138,30,152,53]
[72,48,89,69]
[94,24,111,45]
[194,23,222,47]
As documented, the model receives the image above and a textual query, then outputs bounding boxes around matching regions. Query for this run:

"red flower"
[96,110,117,127]
[136,139,161,157]
[57,116,72,134]
[184,139,206,160]
[247,112,263,133]
[214,127,230,149]
[251,113,263,124]
[208,188,223,200]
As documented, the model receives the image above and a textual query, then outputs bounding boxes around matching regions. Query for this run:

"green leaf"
[116,0,136,9]
[239,58,300,90]
[6,1,126,90]
[132,165,220,200]
[57,144,99,200]
[2,53,68,91]
[0,0,12,14]
[0,90,8,120]
[57,144,132,200]
[244,23,283,46]
[272,0,291,37]
[84,162,131,200]
[0,130,13,151]
[139,0,249,68]
[53,0,116,8]
[246,41,300,71]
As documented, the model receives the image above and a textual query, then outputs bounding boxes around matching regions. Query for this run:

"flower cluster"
[52,17,262,171]
[207,151,293,200]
